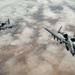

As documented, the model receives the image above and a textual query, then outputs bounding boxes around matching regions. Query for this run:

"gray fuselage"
[66,37,75,55]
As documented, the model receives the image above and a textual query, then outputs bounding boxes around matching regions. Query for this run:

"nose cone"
[72,53,75,56]
[70,48,75,56]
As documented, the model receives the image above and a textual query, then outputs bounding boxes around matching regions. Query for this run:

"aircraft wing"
[2,25,17,29]
[45,28,67,44]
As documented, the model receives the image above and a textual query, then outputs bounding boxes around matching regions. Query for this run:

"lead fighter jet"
[0,19,17,30]
[45,26,75,56]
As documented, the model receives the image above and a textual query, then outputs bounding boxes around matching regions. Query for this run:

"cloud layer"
[0,0,75,75]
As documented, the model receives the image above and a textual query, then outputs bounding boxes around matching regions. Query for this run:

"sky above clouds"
[0,0,75,75]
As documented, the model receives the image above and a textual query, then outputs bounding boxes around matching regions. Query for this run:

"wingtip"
[44,27,47,30]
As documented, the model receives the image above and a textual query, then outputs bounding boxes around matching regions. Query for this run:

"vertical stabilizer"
[58,26,62,33]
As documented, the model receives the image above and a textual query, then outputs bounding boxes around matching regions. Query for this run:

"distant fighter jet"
[45,26,75,56]
[0,19,16,30]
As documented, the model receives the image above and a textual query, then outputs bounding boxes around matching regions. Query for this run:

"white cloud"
[28,6,39,14]
[62,6,75,25]
[0,33,12,47]
[0,0,75,75]
[43,6,58,19]
[11,27,34,45]
[50,0,64,5]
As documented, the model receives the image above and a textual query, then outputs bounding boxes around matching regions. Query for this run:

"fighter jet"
[45,26,75,56]
[0,19,16,30]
